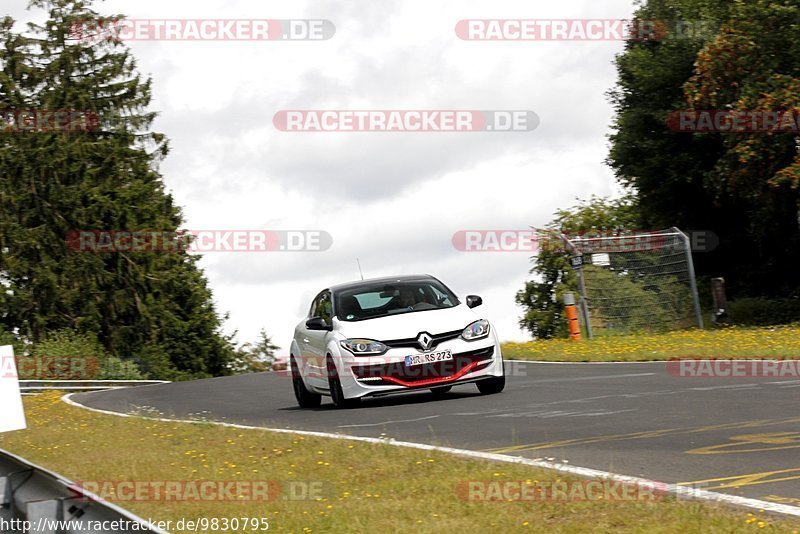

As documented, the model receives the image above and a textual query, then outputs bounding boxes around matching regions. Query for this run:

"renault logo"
[417,332,433,352]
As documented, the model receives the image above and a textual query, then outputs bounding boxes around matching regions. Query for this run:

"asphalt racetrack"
[72,361,800,509]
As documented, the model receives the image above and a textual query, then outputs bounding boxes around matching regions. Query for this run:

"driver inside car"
[397,287,418,309]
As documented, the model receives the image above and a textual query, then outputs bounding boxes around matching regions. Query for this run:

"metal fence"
[0,448,166,533]
[562,227,703,338]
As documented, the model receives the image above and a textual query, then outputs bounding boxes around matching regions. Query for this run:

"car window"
[336,279,459,322]
[354,292,393,310]
[312,290,332,325]
[428,284,456,307]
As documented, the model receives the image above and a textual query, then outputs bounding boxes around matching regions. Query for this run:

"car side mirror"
[466,295,483,309]
[306,316,332,331]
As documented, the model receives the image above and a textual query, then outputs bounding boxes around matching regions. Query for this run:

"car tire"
[430,386,452,396]
[476,375,505,395]
[291,356,321,408]
[327,355,360,409]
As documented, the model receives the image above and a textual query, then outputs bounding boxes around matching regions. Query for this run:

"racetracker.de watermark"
[667,111,800,133]
[455,19,717,41]
[456,480,666,502]
[66,230,333,253]
[1,110,99,133]
[70,480,332,502]
[452,230,718,253]
[273,110,539,132]
[666,358,800,378]
[279,358,527,380]
[69,19,335,41]
[10,356,100,380]
[2,355,144,380]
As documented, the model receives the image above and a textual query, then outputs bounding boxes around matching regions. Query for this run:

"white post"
[0,346,27,433]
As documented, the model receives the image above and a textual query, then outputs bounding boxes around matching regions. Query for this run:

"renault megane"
[290,274,505,408]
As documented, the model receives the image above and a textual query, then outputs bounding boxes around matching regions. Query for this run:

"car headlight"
[340,339,388,355]
[462,319,491,341]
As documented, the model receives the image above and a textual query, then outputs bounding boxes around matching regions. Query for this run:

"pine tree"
[0,0,235,378]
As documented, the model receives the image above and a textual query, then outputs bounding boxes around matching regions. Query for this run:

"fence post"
[711,277,728,324]
[560,234,593,339]
[575,267,593,339]
[673,227,704,329]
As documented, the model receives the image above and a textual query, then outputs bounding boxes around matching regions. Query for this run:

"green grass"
[501,324,800,362]
[0,392,797,533]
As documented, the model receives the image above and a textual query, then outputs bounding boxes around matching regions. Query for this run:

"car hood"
[334,304,481,340]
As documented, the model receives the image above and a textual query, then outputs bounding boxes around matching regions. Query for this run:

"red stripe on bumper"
[378,360,486,388]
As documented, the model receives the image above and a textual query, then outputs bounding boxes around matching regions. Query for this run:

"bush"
[0,328,25,355]
[726,298,800,326]
[22,329,145,380]
[97,356,147,380]
[132,344,198,381]
[23,330,107,379]
[31,329,106,358]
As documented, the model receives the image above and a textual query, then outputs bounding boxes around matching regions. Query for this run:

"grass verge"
[0,392,798,533]
[501,325,800,362]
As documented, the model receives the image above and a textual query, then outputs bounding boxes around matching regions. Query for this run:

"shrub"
[726,298,800,326]
[25,330,107,379]
[97,356,147,380]
[24,329,145,380]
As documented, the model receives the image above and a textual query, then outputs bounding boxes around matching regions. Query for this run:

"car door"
[294,296,317,383]
[304,290,333,388]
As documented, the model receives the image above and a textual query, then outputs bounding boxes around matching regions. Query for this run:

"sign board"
[0,345,27,433]
[591,253,611,267]
[570,255,584,269]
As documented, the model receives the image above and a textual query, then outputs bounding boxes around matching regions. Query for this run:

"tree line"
[518,0,800,337]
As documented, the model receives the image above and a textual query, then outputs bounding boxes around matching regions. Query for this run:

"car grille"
[382,329,463,351]
[352,346,494,387]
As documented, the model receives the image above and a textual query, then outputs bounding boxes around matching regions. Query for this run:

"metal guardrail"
[0,448,167,533]
[19,381,169,394]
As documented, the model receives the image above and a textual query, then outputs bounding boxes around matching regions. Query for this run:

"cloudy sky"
[9,0,635,350]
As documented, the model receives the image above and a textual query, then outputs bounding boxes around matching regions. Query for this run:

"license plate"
[405,350,453,367]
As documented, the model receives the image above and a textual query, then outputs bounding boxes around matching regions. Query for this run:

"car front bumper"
[336,337,504,399]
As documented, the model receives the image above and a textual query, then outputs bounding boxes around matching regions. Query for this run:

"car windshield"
[335,280,459,322]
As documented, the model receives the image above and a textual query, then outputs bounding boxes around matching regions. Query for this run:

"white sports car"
[290,274,505,408]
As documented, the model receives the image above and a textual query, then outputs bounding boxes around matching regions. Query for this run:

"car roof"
[329,274,438,293]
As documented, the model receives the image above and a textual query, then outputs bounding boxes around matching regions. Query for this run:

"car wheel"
[291,356,321,408]
[327,355,360,409]
[430,386,452,396]
[476,375,505,395]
